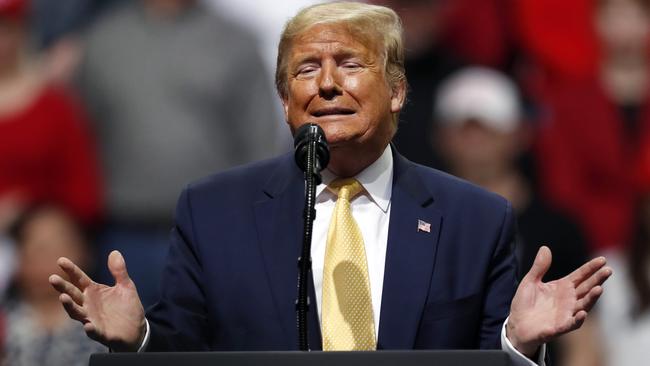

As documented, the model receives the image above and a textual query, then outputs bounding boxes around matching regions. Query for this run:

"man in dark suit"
[49,3,611,365]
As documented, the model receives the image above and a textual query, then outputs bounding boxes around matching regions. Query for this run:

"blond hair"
[275,2,406,99]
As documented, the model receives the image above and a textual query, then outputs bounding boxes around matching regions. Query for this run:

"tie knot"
[328,178,364,201]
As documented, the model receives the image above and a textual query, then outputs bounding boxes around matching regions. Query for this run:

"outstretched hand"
[507,246,612,357]
[49,250,146,352]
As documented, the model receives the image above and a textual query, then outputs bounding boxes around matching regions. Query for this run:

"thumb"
[525,245,552,283]
[108,250,132,286]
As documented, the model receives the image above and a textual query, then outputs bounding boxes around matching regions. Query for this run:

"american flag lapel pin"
[417,219,431,233]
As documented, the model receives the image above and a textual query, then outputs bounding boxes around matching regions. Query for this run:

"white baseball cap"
[434,67,522,133]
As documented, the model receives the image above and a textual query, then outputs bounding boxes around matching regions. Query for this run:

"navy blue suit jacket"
[146,150,518,351]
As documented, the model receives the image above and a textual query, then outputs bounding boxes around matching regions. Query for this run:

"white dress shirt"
[140,145,545,365]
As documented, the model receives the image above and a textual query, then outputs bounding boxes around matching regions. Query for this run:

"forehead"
[289,23,381,59]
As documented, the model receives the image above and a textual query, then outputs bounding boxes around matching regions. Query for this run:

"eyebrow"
[290,47,369,68]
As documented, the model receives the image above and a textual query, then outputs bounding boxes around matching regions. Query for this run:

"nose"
[318,61,342,100]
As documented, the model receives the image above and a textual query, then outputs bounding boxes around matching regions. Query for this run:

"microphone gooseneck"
[293,122,329,351]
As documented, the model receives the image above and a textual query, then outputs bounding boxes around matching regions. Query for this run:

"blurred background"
[0,0,648,365]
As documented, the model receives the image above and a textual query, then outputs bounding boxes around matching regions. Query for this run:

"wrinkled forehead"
[290,22,384,58]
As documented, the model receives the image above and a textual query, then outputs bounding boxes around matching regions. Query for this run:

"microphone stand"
[296,132,321,351]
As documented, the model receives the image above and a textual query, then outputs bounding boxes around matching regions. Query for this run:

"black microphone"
[293,123,330,175]
[293,122,329,350]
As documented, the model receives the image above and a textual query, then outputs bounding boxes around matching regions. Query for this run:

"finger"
[576,266,612,298]
[575,310,587,321]
[58,257,93,290]
[60,293,88,323]
[557,310,588,336]
[566,256,607,286]
[575,286,604,313]
[524,245,552,282]
[49,274,85,305]
[108,250,132,286]
[570,311,587,332]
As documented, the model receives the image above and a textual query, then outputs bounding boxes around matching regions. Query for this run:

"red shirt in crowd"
[0,85,103,225]
[536,78,650,252]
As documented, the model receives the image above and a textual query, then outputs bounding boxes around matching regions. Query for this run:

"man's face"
[17,209,88,301]
[438,120,522,172]
[282,23,405,154]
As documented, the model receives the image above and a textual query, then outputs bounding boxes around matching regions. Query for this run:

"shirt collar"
[316,145,393,213]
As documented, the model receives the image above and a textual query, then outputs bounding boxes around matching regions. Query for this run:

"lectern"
[89,350,512,366]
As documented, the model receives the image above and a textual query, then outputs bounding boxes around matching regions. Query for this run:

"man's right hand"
[49,250,146,352]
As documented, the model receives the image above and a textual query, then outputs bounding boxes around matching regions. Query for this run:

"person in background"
[535,0,650,252]
[433,67,602,366]
[1,205,106,366]
[0,0,103,299]
[0,0,102,230]
[76,0,278,308]
[597,139,650,366]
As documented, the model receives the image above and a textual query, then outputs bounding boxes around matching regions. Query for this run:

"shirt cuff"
[500,317,546,366]
[137,318,151,353]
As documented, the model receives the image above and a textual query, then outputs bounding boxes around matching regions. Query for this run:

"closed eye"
[341,61,362,70]
[292,63,321,80]
[297,65,318,75]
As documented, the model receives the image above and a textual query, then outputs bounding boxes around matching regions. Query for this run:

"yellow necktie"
[322,178,376,351]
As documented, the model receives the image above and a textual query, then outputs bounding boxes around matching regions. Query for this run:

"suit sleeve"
[145,186,211,351]
[480,200,518,349]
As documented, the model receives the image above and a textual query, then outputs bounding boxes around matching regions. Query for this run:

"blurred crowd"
[0,0,648,365]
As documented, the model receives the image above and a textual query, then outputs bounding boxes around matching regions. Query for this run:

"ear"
[281,95,290,123]
[390,80,407,113]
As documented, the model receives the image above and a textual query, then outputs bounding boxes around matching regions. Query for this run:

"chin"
[322,129,366,148]
[320,122,366,141]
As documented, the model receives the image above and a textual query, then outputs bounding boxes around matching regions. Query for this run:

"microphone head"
[294,123,330,173]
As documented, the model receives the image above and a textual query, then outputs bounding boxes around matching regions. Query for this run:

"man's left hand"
[506,246,612,358]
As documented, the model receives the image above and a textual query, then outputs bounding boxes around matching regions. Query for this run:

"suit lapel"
[377,152,442,349]
[253,151,441,350]
[253,154,323,350]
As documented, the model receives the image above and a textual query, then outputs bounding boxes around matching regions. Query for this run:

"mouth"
[311,107,356,117]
